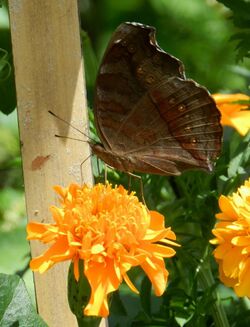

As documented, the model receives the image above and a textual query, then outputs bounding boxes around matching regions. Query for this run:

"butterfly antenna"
[48,110,96,143]
[54,134,88,143]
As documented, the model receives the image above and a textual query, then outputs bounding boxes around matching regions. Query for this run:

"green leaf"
[0,156,22,169]
[216,0,250,61]
[0,47,16,115]
[228,132,250,178]
[109,290,127,316]
[81,30,98,92]
[0,273,47,327]
[217,0,250,21]
[140,276,152,316]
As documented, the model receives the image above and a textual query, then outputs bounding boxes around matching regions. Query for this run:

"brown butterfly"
[90,22,222,175]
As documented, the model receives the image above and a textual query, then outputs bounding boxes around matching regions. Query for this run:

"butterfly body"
[93,22,222,175]
[91,143,136,173]
[91,142,194,175]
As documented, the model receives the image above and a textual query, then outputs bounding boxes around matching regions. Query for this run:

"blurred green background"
[79,0,250,102]
[0,0,250,326]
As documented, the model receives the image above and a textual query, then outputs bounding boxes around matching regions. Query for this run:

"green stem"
[198,262,230,327]
[68,261,102,327]
[76,316,101,327]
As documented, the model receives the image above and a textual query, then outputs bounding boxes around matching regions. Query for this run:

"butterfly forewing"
[94,22,184,150]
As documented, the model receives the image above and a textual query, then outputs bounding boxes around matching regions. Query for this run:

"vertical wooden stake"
[8,1,108,326]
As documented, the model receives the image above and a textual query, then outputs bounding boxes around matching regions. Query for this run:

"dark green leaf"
[228,132,250,179]
[217,0,250,22]
[109,290,127,316]
[0,48,16,115]
[0,273,47,327]
[140,276,152,316]
[81,30,98,96]
[216,0,250,61]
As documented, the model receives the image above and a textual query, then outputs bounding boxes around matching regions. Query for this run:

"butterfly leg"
[80,154,92,185]
[127,172,146,206]
[104,164,115,183]
[104,164,108,183]
[128,174,132,191]
[97,157,101,177]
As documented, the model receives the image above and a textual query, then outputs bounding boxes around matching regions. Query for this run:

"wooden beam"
[8,1,100,326]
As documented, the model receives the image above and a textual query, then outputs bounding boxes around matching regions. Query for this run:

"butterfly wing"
[94,22,222,174]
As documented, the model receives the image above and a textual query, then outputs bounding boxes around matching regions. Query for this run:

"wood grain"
[8,1,107,326]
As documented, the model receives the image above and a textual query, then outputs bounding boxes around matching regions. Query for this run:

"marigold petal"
[30,236,73,273]
[213,243,233,260]
[160,238,180,247]
[30,257,54,273]
[213,93,250,135]
[165,229,177,240]
[242,245,250,254]
[121,253,146,266]
[210,238,219,245]
[123,272,139,294]
[222,247,242,278]
[84,258,121,317]
[238,208,250,221]
[143,228,176,243]
[217,195,238,221]
[234,259,250,297]
[149,211,165,230]
[27,222,58,243]
[142,243,176,258]
[228,113,250,136]
[218,262,237,288]
[239,184,250,198]
[232,236,250,247]
[53,185,67,198]
[141,256,168,296]
[211,227,234,245]
[50,206,64,225]
[91,244,105,254]
[213,93,250,107]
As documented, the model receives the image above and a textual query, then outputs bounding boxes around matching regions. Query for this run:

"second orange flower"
[212,93,250,136]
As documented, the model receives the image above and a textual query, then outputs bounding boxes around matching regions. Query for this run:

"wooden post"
[8,1,108,326]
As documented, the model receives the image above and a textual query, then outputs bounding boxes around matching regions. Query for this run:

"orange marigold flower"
[27,183,179,317]
[210,178,250,297]
[212,93,250,136]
